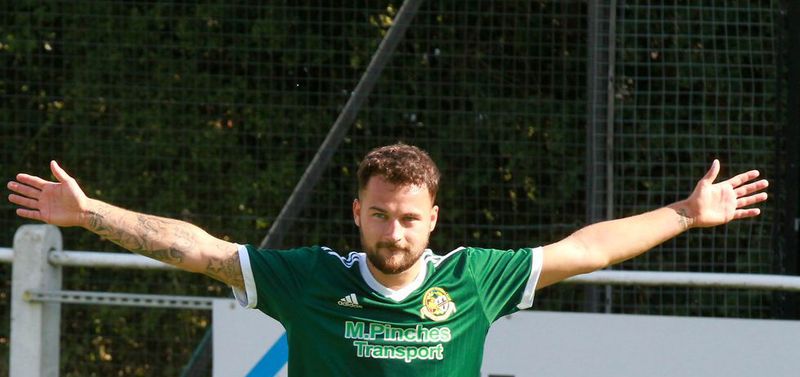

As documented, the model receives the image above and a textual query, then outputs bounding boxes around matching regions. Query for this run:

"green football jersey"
[234,244,542,377]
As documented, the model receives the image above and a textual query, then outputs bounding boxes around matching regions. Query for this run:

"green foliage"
[0,0,786,375]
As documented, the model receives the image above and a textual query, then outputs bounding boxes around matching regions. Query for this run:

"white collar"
[357,249,432,302]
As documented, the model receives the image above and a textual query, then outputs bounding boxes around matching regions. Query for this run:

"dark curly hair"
[357,143,440,201]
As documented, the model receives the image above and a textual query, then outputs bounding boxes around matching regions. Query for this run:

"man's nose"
[384,219,403,241]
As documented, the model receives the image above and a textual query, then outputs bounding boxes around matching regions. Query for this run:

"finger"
[701,159,720,184]
[7,181,41,199]
[15,173,51,190]
[16,208,43,221]
[736,192,768,208]
[50,160,73,183]
[732,208,761,220]
[725,170,760,188]
[8,193,39,209]
[734,179,769,198]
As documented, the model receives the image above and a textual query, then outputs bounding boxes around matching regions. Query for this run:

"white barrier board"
[484,310,800,377]
[214,299,800,377]
[213,300,288,377]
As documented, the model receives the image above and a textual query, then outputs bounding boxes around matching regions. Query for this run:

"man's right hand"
[7,160,89,228]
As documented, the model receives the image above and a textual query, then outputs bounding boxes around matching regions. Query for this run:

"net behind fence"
[0,0,791,375]
[603,0,783,316]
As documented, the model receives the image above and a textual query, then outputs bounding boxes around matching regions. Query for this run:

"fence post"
[776,0,800,318]
[10,225,63,377]
[585,0,616,314]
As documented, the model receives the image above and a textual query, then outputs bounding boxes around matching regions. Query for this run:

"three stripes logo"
[337,293,363,308]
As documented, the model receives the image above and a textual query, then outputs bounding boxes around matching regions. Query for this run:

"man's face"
[353,176,439,275]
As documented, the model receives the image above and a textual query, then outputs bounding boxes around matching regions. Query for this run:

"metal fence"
[0,0,796,375]
[586,1,789,317]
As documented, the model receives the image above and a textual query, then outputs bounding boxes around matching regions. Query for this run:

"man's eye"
[372,213,387,219]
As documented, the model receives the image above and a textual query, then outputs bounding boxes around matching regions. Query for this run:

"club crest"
[420,287,456,322]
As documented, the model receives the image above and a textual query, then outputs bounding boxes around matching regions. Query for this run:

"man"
[7,143,768,376]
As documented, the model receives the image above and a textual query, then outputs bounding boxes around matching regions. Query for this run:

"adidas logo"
[337,293,363,308]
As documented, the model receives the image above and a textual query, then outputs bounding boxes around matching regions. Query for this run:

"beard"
[360,231,427,275]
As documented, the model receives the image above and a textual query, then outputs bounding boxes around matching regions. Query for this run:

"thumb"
[50,160,74,183]
[701,159,720,184]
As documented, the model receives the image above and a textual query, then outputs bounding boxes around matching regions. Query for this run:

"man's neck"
[366,258,425,291]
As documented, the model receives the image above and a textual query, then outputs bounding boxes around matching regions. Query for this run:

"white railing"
[3,224,800,377]
[0,247,12,263]
[567,270,800,291]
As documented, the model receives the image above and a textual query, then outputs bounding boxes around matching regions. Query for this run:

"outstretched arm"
[537,160,769,289]
[7,161,244,290]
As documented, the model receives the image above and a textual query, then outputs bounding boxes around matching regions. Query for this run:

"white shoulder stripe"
[426,246,465,267]
[517,247,544,310]
[324,247,360,269]
[232,244,257,309]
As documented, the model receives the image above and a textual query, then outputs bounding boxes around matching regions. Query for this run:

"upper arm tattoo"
[205,250,244,288]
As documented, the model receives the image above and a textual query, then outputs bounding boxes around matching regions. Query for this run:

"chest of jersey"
[244,244,536,376]
[283,258,490,376]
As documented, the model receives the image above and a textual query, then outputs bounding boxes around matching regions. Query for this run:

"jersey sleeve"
[232,244,319,321]
[467,246,543,322]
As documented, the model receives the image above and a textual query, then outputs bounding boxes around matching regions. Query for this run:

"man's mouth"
[377,244,409,253]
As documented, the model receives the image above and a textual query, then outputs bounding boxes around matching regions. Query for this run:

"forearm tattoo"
[86,205,191,266]
[86,204,243,287]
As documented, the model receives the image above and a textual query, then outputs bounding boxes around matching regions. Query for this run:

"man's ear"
[353,198,361,227]
[429,205,439,232]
